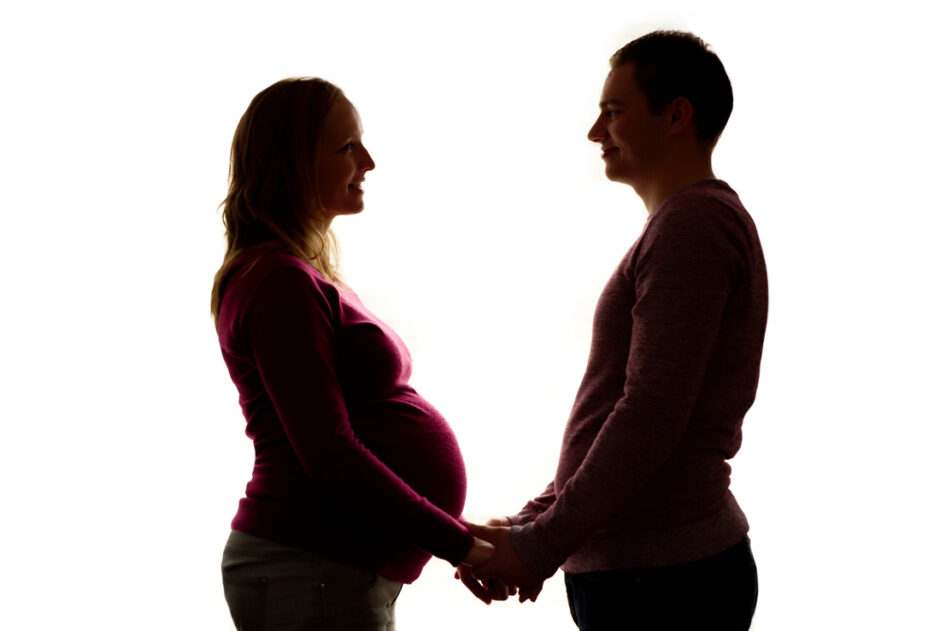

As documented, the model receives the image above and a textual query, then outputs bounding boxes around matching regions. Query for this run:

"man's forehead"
[601,63,640,97]
[606,64,636,85]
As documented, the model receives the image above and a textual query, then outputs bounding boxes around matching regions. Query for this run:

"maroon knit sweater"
[510,179,768,577]
[217,251,473,583]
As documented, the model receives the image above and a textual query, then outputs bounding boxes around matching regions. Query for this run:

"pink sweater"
[510,180,768,576]
[217,251,473,583]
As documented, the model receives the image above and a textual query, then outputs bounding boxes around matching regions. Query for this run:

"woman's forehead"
[322,97,362,137]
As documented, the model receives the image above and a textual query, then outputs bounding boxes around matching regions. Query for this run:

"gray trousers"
[221,530,403,631]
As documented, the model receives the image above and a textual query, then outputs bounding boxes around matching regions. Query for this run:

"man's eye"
[605,110,620,119]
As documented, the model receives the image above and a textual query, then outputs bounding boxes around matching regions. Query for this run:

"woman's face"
[316,97,375,223]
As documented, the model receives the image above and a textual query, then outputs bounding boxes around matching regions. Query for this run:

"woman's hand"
[456,537,498,603]
[476,518,522,601]
[455,517,543,604]
[462,536,495,567]
[454,519,524,604]
[456,528,520,604]
[467,518,543,602]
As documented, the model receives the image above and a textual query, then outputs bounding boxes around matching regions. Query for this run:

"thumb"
[465,522,499,539]
[463,537,495,566]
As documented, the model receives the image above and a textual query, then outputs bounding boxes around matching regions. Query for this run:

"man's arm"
[507,480,557,525]
[508,202,746,579]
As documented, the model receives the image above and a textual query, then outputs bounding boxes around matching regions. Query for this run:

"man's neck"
[637,152,715,214]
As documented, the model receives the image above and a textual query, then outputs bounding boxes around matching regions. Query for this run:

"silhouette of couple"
[213,30,767,631]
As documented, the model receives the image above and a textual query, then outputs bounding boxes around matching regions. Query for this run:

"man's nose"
[587,114,606,142]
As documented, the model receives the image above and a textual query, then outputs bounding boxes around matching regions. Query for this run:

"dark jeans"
[565,537,758,630]
[221,530,403,631]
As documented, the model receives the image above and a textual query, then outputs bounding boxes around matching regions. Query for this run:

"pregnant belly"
[348,398,468,518]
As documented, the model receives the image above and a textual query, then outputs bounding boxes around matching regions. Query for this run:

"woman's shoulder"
[219,250,342,323]
[228,249,330,290]
[220,249,345,336]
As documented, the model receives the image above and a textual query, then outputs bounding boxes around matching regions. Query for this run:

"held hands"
[462,535,496,566]
[456,540,515,604]
[455,518,544,605]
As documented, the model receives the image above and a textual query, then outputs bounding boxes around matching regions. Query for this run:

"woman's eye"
[340,142,353,153]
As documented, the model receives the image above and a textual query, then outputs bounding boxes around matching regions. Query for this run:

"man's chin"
[604,167,632,186]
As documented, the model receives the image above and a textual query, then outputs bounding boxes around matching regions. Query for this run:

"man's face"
[587,63,669,188]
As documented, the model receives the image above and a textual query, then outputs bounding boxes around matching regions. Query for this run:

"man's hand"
[455,518,526,604]
[456,562,518,604]
[518,582,544,603]
[477,519,543,602]
[465,521,544,601]
[455,536,507,604]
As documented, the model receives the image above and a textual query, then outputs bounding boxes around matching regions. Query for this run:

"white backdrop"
[2,1,939,629]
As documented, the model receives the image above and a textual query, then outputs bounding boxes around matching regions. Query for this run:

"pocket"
[317,564,402,629]
[222,570,269,630]
[318,557,379,591]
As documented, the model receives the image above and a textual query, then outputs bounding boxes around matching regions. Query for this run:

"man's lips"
[601,147,619,158]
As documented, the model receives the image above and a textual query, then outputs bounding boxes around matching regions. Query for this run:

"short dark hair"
[610,30,733,147]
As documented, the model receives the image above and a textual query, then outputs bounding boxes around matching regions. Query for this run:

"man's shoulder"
[651,179,751,233]
[658,178,742,214]
[638,179,761,266]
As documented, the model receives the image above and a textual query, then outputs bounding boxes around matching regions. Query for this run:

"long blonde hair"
[210,78,344,328]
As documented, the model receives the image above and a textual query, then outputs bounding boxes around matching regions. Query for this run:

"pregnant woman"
[210,77,493,630]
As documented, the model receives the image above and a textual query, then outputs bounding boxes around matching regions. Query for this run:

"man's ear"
[666,96,695,136]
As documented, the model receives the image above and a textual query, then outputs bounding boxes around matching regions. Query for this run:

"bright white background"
[2,1,938,629]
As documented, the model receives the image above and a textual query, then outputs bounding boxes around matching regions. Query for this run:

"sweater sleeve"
[245,266,473,566]
[507,481,557,525]
[510,202,743,578]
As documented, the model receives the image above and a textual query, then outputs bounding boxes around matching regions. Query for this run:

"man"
[460,30,768,629]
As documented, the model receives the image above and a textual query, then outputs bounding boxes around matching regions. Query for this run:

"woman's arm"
[245,266,473,565]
